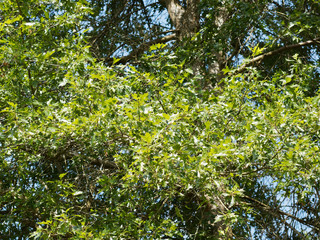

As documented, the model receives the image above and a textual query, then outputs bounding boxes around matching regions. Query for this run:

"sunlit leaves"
[1,0,320,239]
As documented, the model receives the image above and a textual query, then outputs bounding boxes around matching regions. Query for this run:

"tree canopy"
[1,0,320,239]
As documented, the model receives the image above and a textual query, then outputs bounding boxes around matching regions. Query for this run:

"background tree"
[0,0,320,239]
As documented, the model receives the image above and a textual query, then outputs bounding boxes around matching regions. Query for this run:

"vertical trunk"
[159,0,202,82]
[160,0,228,85]
[160,0,200,40]
[159,0,232,238]
[209,1,228,82]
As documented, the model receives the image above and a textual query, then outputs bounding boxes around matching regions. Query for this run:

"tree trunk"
[159,0,232,237]
[209,1,228,80]
[159,0,200,40]
[160,0,227,86]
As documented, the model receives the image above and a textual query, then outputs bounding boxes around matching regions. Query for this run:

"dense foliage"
[1,0,320,239]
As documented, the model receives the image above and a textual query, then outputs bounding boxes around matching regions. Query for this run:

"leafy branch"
[236,37,320,73]
[105,34,177,65]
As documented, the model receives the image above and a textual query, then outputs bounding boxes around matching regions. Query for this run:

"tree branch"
[105,33,177,65]
[90,0,129,47]
[242,194,320,232]
[236,37,320,73]
[89,156,120,170]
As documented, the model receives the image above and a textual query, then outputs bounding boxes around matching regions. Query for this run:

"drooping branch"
[236,37,320,73]
[105,33,177,65]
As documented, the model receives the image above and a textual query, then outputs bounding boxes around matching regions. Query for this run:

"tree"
[0,0,320,239]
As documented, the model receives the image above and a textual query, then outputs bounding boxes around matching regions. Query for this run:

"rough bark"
[159,0,200,40]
